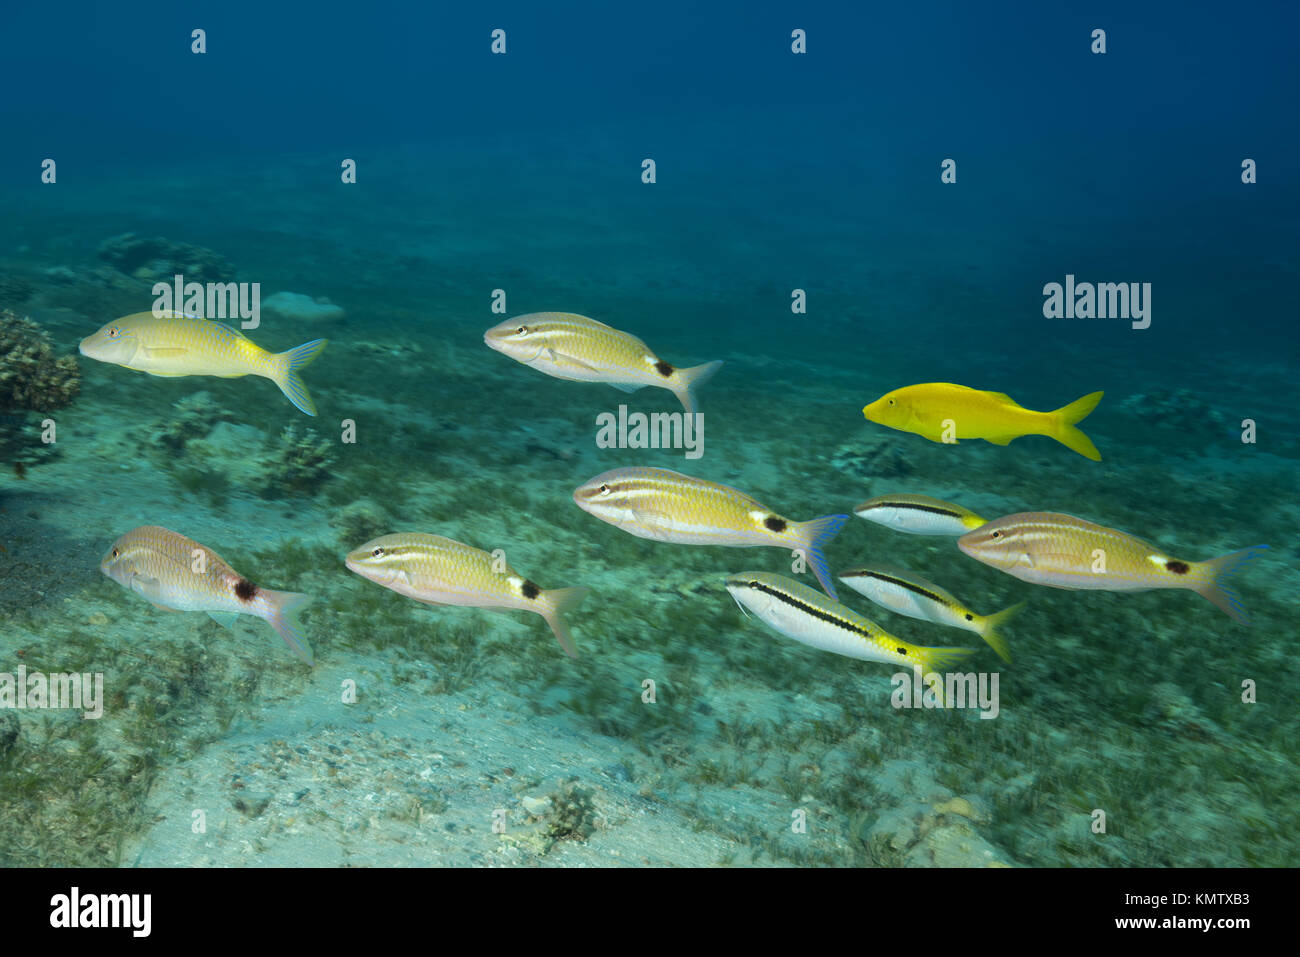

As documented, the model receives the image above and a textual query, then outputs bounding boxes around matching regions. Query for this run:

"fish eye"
[371,547,385,557]
[515,325,528,335]
[888,398,895,406]
[990,531,1001,539]
[598,483,610,495]
[107,327,120,339]
[111,548,119,557]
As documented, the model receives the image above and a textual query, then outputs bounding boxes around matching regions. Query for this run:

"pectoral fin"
[206,611,240,628]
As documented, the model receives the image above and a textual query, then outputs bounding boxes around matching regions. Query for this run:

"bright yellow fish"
[862,383,1104,460]
[79,312,327,415]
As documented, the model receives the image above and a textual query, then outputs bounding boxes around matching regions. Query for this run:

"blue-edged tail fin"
[791,514,850,600]
[273,339,328,416]
[1195,545,1268,625]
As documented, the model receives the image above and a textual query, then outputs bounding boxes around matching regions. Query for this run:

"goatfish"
[344,533,589,657]
[99,525,314,664]
[838,565,1021,663]
[484,312,723,414]
[79,312,328,415]
[725,571,975,675]
[855,493,987,536]
[862,383,1105,461]
[574,466,849,599]
[958,512,1268,624]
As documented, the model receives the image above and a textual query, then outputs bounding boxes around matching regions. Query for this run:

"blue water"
[0,1,1297,867]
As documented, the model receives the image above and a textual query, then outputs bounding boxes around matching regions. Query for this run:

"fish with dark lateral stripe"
[839,564,1021,663]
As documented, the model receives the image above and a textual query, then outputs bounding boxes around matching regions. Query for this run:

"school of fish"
[76,307,1268,700]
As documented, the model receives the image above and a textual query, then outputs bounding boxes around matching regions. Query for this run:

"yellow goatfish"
[838,565,1021,662]
[573,466,849,598]
[484,312,723,414]
[99,525,314,664]
[79,312,327,415]
[344,533,589,657]
[862,383,1104,460]
[958,512,1268,624]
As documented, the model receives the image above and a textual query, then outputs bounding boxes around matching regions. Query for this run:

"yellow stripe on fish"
[573,466,848,598]
[957,512,1268,624]
[344,532,589,657]
[862,382,1104,460]
[838,564,1021,662]
[79,311,327,415]
[99,525,314,663]
[484,312,723,414]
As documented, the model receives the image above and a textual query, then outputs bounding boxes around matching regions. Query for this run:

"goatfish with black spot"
[725,571,975,677]
[574,466,849,599]
[99,525,314,664]
[862,383,1105,460]
[958,512,1269,624]
[838,565,1021,663]
[344,533,589,657]
[79,312,327,415]
[854,493,987,536]
[483,312,723,414]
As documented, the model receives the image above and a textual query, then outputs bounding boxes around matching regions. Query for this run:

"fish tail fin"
[1194,545,1268,624]
[540,586,589,658]
[260,590,315,665]
[912,645,978,707]
[1048,390,1104,460]
[979,601,1024,664]
[672,360,724,415]
[792,514,851,599]
[273,338,328,416]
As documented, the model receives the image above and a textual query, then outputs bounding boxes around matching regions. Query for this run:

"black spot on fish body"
[1165,560,1190,575]
[764,516,788,533]
[655,360,674,377]
[521,580,541,599]
[896,647,907,656]
[234,578,258,602]
[965,613,974,621]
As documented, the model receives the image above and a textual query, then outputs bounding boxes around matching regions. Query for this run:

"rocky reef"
[0,309,81,413]
[96,232,233,283]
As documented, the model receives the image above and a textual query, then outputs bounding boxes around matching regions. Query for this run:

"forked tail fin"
[541,586,590,658]
[1194,545,1268,624]
[260,589,315,665]
[978,602,1024,664]
[1049,390,1104,461]
[273,338,328,416]
[672,360,724,415]
[791,514,850,600]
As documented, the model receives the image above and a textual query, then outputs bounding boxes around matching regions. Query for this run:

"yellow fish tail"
[1048,390,1104,460]
[790,513,851,599]
[1193,545,1269,625]
[671,359,724,415]
[539,586,590,658]
[272,338,328,415]
[979,601,1025,664]
[911,645,978,706]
